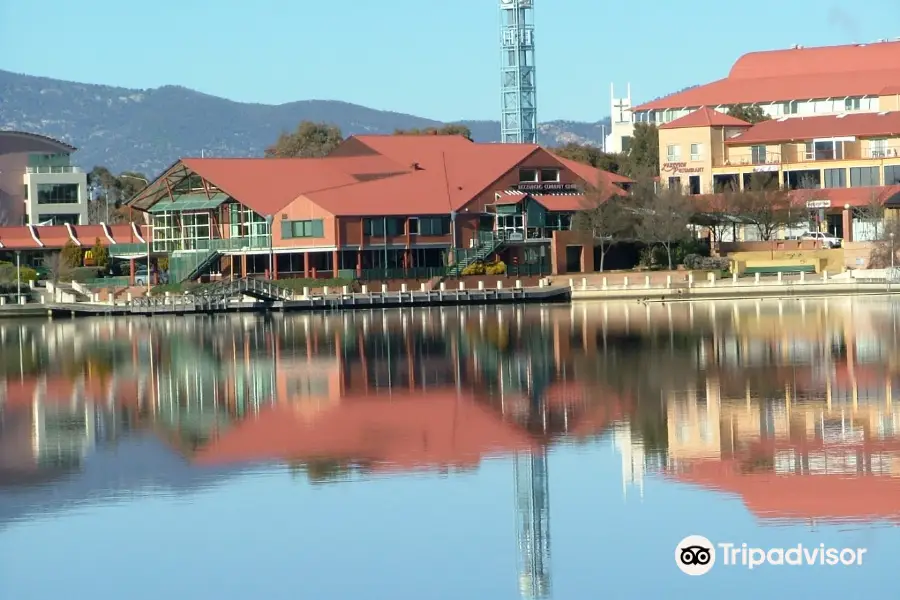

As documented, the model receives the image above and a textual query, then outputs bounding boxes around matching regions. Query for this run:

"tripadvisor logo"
[675,535,868,575]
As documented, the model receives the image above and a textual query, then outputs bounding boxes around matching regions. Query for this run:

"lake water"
[1,299,899,599]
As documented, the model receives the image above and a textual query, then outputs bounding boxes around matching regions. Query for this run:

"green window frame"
[282,219,324,239]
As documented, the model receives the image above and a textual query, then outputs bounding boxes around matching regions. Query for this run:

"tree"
[552,143,629,175]
[634,179,694,269]
[857,189,886,240]
[867,217,900,268]
[61,241,84,269]
[692,192,738,253]
[624,123,659,177]
[732,174,796,241]
[572,181,634,272]
[45,253,62,285]
[91,238,110,269]
[393,124,472,140]
[87,166,150,224]
[726,104,771,124]
[265,121,344,158]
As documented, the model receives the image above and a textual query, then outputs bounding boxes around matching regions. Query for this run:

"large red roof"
[659,107,751,130]
[727,111,900,145]
[635,41,900,111]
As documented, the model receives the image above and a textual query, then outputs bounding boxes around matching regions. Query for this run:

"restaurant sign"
[662,162,704,175]
[806,200,831,209]
[515,182,580,193]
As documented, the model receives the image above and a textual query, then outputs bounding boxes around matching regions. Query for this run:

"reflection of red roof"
[193,392,538,470]
[727,112,900,145]
[635,41,900,111]
[3,376,140,409]
[659,107,751,130]
[671,457,900,523]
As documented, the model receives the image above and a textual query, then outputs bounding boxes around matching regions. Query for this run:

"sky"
[1,0,900,123]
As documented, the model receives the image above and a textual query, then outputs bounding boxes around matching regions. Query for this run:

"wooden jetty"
[19,278,570,319]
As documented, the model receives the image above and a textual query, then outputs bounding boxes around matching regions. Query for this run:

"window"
[690,143,702,161]
[408,217,419,235]
[518,168,538,182]
[870,139,888,158]
[282,219,324,239]
[823,168,846,188]
[227,205,268,241]
[688,176,701,195]
[36,213,79,225]
[539,168,560,182]
[36,183,79,204]
[418,216,450,236]
[23,184,28,200]
[845,97,861,111]
[850,166,880,187]
[813,140,843,161]
[750,145,767,164]
[668,177,681,189]
[621,136,633,152]
[666,144,680,162]
[885,165,900,185]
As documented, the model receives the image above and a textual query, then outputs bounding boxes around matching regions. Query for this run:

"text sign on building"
[662,162,704,175]
[806,200,831,209]
[516,182,579,193]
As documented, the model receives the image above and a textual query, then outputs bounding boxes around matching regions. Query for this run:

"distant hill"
[0,69,612,175]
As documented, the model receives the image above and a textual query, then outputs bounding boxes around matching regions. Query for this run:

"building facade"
[121,135,630,282]
[0,131,88,226]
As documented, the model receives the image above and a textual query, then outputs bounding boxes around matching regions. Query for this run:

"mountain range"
[0,69,612,175]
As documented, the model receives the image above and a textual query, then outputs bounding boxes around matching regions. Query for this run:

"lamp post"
[891,232,895,294]
[15,250,21,304]
[265,215,274,280]
[121,174,152,291]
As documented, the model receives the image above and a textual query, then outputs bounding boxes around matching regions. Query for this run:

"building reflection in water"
[2,297,900,594]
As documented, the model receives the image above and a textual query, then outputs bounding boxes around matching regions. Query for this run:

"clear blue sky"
[1,0,899,122]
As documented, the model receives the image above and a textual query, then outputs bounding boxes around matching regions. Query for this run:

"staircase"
[170,249,220,282]
[445,232,505,278]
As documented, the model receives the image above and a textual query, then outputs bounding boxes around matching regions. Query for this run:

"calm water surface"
[1,299,899,599]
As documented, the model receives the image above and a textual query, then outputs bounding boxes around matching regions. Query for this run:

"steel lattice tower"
[499,0,537,144]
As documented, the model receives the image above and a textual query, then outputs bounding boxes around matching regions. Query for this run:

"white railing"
[25,166,82,174]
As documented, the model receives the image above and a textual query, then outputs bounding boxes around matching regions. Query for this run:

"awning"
[148,193,229,213]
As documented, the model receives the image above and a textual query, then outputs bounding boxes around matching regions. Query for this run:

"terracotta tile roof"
[304,169,452,216]
[70,225,109,246]
[182,157,361,216]
[32,225,71,247]
[107,223,150,244]
[789,185,900,208]
[635,41,900,111]
[551,154,633,187]
[727,111,900,145]
[659,106,751,130]
[533,194,588,212]
[191,392,537,470]
[0,226,40,249]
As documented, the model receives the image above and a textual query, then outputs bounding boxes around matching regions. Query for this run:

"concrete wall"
[24,171,88,225]
[0,132,78,227]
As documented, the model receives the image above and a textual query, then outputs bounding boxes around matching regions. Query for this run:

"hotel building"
[0,131,89,226]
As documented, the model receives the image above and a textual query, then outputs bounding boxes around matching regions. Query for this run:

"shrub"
[485,260,506,275]
[91,238,110,268]
[61,241,83,269]
[684,254,729,271]
[61,267,102,283]
[0,262,37,284]
[461,261,486,276]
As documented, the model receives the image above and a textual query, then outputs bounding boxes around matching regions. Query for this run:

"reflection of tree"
[289,458,372,484]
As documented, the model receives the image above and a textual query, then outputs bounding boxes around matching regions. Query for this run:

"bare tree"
[44,253,62,285]
[733,173,797,241]
[572,180,634,272]
[856,189,886,241]
[635,183,694,270]
[867,218,900,268]
[691,190,738,254]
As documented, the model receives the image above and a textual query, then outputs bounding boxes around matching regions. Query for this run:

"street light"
[891,232,895,294]
[265,215,274,280]
[121,174,152,292]
[15,250,21,305]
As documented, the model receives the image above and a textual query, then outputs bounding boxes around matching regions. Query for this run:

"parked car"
[799,231,842,248]
[133,269,168,286]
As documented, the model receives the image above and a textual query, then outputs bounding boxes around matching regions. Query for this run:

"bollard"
[538,279,545,288]
[823,270,829,281]
[164,292,171,305]
[381,284,388,294]
[708,273,716,287]
[732,272,738,286]
[0,297,5,306]
[127,293,133,303]
[666,275,672,289]
[645,275,651,289]
[40,296,45,304]
[92,293,99,302]
[601,277,608,290]
[459,282,466,291]
[687,273,694,288]
[361,285,368,294]
[420,283,427,292]
[28,280,35,289]
[799,271,806,283]
[777,272,783,283]
[323,286,330,295]
[19,296,26,305]
[342,285,349,295]
[497,281,504,289]
[439,282,446,292]
[401,283,408,293]
[516,280,523,289]
[569,278,574,288]
[754,273,761,285]
[478,281,485,290]
[623,276,629,289]
[300,287,308,298]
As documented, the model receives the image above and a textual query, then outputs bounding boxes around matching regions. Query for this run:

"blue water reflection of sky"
[2,439,897,600]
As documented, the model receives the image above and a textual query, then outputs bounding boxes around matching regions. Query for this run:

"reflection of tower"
[515,450,550,599]
[612,421,644,500]
[499,0,537,144]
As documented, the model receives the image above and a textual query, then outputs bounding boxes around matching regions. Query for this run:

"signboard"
[515,182,579,193]
[806,200,831,209]
[661,162,704,175]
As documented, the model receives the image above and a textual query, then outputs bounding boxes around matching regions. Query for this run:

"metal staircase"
[131,278,294,310]
[170,249,219,283]
[445,231,506,278]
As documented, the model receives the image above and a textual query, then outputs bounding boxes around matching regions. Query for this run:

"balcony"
[26,166,82,174]
[717,141,900,169]
[716,152,783,168]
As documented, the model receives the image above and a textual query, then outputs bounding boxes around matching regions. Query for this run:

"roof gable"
[659,107,751,129]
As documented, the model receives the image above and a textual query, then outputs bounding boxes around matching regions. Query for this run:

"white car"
[799,231,842,248]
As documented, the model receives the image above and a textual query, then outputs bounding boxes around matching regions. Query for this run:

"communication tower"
[499,0,537,143]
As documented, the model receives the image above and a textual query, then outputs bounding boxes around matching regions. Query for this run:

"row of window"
[666,144,703,162]
[282,219,324,239]
[362,216,451,236]
[823,166,891,188]
[31,183,80,205]
[637,97,878,124]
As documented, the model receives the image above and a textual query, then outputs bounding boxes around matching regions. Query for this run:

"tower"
[606,83,635,154]
[499,0,537,144]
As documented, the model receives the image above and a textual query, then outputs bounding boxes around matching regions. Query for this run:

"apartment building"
[0,131,88,226]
